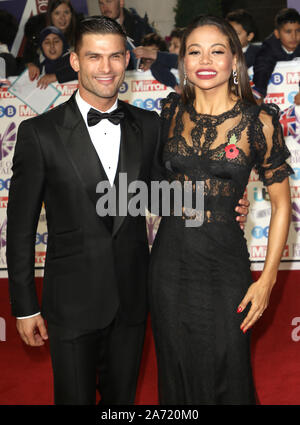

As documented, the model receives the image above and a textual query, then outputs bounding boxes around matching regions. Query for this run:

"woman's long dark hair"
[178,15,256,105]
[46,0,77,47]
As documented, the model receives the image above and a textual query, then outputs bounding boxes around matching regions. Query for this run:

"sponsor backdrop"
[0,63,299,274]
[248,61,300,270]
[1,64,300,405]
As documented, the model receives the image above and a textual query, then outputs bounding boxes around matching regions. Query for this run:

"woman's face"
[51,3,72,33]
[42,33,63,60]
[184,25,236,94]
[169,36,181,55]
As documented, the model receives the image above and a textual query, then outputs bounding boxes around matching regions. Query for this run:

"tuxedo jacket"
[6,93,160,330]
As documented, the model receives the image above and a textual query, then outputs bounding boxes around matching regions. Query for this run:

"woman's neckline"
[188,99,241,119]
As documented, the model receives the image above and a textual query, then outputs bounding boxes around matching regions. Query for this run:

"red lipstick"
[196,69,217,79]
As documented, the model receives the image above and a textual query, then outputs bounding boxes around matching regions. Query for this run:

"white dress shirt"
[17,91,122,319]
[75,90,121,186]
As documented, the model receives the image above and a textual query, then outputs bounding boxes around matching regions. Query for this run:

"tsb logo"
[0,105,16,118]
[0,178,10,191]
[119,82,128,94]
[133,98,162,110]
[251,226,269,239]
[270,73,283,85]
[290,168,300,180]
[35,232,48,245]
[288,91,298,104]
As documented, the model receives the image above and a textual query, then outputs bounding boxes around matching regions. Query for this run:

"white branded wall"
[0,61,299,276]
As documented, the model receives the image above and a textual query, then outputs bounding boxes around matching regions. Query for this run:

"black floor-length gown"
[149,93,293,405]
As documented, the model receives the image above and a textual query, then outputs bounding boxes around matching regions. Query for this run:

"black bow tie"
[87,107,125,126]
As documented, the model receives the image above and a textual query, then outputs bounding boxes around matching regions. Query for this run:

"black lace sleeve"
[253,103,294,186]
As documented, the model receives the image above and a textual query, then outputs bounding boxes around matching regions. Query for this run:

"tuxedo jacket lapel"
[54,95,142,236]
[55,94,113,231]
[113,101,142,236]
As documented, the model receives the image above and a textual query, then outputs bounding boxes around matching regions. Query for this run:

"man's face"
[274,22,300,52]
[98,0,122,20]
[70,33,129,108]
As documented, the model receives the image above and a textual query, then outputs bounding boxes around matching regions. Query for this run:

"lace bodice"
[154,92,293,223]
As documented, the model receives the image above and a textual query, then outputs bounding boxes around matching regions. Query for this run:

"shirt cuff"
[16,312,41,319]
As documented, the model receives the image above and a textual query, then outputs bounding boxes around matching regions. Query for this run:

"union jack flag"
[279,105,297,137]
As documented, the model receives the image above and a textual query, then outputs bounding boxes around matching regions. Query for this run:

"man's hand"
[27,63,40,81]
[37,73,57,89]
[16,314,48,346]
[235,197,250,230]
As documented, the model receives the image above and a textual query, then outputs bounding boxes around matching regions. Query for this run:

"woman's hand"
[27,63,40,81]
[237,278,274,333]
[36,73,57,89]
[133,46,158,61]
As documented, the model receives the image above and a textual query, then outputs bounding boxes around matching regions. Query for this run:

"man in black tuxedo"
[7,15,249,405]
[6,16,160,405]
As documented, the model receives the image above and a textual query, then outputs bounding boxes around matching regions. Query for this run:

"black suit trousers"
[47,315,146,405]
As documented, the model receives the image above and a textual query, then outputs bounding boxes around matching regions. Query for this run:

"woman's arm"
[237,177,291,333]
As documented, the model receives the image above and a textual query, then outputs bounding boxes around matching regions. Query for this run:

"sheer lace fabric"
[158,93,293,224]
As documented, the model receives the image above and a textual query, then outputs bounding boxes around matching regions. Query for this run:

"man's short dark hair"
[226,9,257,38]
[275,8,300,29]
[75,15,127,53]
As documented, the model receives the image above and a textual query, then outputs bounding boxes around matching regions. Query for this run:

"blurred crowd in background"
[0,0,299,104]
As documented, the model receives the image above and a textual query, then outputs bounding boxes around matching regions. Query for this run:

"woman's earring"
[233,70,238,85]
[183,72,187,86]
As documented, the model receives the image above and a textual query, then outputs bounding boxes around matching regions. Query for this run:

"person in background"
[253,8,300,101]
[23,0,82,81]
[168,28,185,55]
[133,28,184,92]
[226,9,260,68]
[36,26,77,89]
[98,0,154,47]
[0,9,25,77]
[138,33,168,71]
[294,82,300,105]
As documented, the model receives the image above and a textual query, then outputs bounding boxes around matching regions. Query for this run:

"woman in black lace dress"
[149,16,292,405]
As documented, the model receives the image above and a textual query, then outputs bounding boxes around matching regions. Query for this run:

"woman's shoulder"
[160,92,180,119]
[256,103,281,131]
[242,100,280,123]
[161,92,180,107]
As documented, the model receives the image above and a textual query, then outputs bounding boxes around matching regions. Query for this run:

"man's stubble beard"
[79,72,125,101]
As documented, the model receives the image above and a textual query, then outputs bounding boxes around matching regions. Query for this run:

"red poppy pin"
[223,134,239,159]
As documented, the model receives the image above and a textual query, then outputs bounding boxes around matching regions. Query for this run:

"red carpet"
[1,271,300,405]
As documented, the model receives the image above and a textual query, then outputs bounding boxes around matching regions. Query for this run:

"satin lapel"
[112,103,142,236]
[55,95,111,226]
